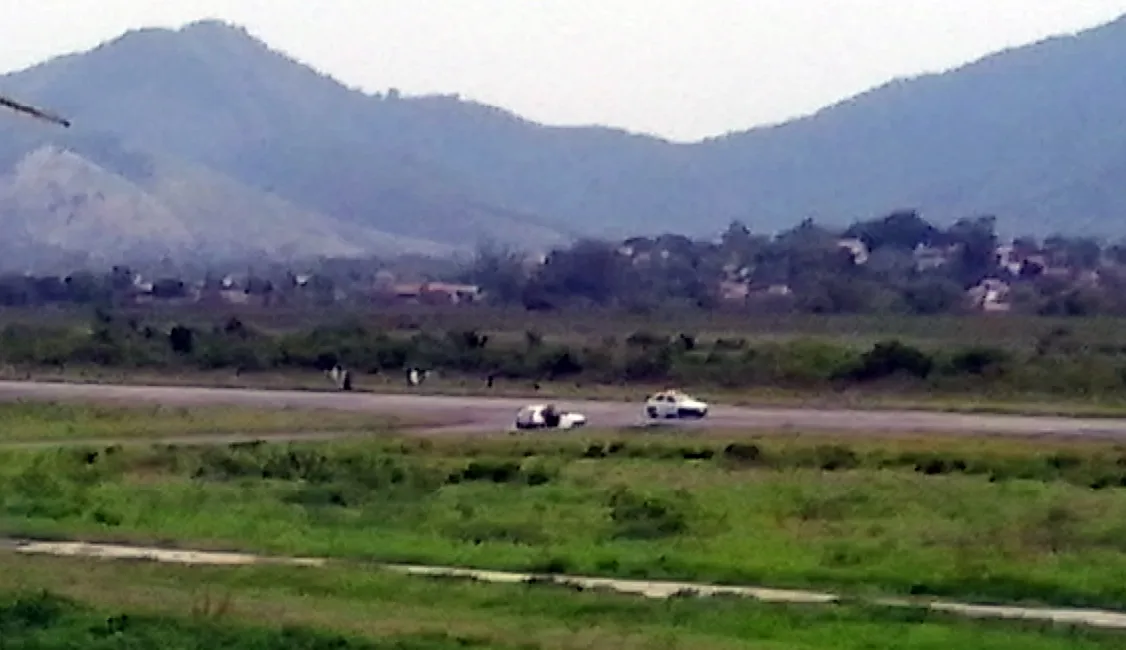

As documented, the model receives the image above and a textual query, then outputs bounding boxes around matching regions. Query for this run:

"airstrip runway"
[0,379,1125,443]
[5,378,1126,630]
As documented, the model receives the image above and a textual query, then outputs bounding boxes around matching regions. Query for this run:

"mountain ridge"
[1,12,1125,270]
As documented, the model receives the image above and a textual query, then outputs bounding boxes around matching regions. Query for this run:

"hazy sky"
[3,1,1126,141]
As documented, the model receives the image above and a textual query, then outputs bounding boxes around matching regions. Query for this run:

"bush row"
[0,591,473,649]
[60,434,1126,496]
[3,314,1126,396]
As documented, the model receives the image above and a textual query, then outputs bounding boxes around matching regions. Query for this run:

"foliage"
[605,486,691,540]
[462,211,1126,316]
[0,591,497,649]
[6,561,1125,650]
[0,402,389,443]
[14,434,1126,611]
[10,311,1126,400]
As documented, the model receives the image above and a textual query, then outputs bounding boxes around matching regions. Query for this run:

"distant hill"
[0,21,574,266]
[1,15,1126,268]
[693,14,1126,237]
[0,123,458,267]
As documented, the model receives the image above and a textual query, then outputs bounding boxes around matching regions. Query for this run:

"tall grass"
[4,432,1126,608]
[0,401,402,442]
[1,554,1124,650]
[0,590,497,650]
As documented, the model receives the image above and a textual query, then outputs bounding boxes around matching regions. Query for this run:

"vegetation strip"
[9,433,1126,608]
[12,538,1126,631]
[6,305,1126,415]
[0,399,409,439]
[6,555,1122,650]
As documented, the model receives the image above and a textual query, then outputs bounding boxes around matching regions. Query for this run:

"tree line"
[464,212,1126,315]
[4,211,1126,316]
[2,312,1125,399]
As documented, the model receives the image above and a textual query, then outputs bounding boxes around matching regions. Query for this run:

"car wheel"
[646,406,659,418]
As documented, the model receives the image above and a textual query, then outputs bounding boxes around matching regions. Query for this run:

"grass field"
[6,430,1126,610]
[2,553,1124,649]
[0,401,407,443]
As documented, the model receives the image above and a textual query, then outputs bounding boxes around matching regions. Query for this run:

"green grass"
[0,589,492,650]
[1,553,1124,649]
[0,401,408,443]
[6,432,1126,610]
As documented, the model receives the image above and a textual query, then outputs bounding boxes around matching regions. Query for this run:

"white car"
[514,404,588,430]
[644,389,709,420]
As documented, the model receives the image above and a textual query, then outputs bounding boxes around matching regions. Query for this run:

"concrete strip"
[15,540,326,567]
[9,539,1126,631]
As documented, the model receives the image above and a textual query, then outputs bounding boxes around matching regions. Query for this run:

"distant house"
[967,278,1011,312]
[389,283,423,302]
[718,280,750,303]
[422,282,481,304]
[127,274,155,304]
[385,282,481,305]
[837,238,870,265]
[221,289,252,305]
[913,243,955,271]
[744,283,793,299]
[995,244,1024,276]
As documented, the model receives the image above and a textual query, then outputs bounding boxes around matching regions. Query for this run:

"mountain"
[693,14,1126,237]
[0,21,574,267]
[2,15,1126,268]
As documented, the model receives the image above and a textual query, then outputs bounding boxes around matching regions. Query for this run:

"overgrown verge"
[5,313,1126,399]
[0,401,398,443]
[2,556,1126,650]
[5,433,1126,610]
[0,590,512,649]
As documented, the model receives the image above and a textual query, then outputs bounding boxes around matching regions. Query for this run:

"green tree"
[467,240,528,304]
[902,278,964,314]
[846,210,937,251]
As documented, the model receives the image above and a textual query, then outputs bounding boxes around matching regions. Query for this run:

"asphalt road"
[2,379,1126,440]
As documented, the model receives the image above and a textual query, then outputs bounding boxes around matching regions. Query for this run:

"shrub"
[447,460,523,484]
[538,348,584,379]
[847,339,933,381]
[5,312,1126,400]
[0,592,69,631]
[168,325,195,355]
[722,443,762,465]
[944,346,1011,376]
[625,330,666,347]
[605,487,689,540]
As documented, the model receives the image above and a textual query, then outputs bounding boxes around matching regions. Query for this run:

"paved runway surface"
[2,379,1126,440]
